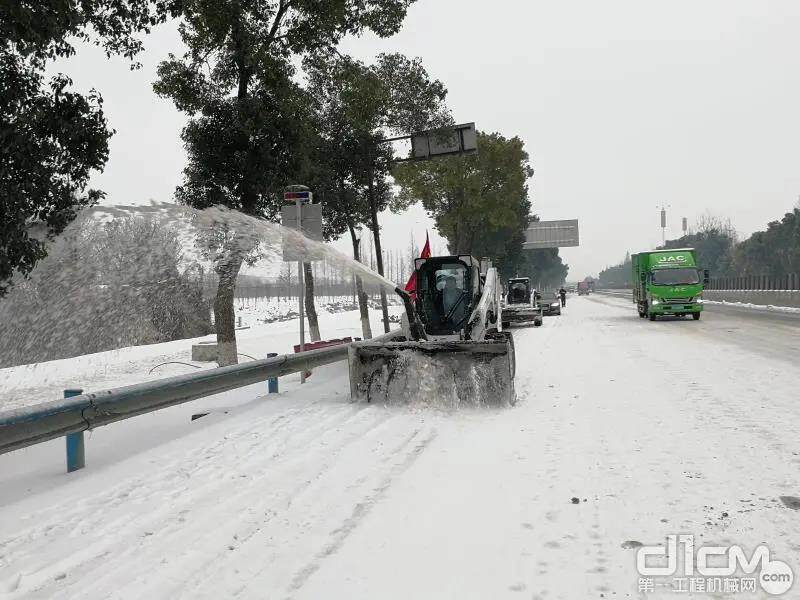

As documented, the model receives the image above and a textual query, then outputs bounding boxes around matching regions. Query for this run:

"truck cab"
[632,248,710,321]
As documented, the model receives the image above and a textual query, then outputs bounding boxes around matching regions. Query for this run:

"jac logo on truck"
[658,256,687,263]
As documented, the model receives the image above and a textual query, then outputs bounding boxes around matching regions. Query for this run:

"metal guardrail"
[0,331,402,458]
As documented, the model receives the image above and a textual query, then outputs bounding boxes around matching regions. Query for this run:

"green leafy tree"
[393,132,532,277]
[307,133,375,338]
[1,0,176,296]
[1,57,109,297]
[598,253,631,288]
[517,248,570,290]
[154,0,418,364]
[306,52,449,332]
[731,207,800,278]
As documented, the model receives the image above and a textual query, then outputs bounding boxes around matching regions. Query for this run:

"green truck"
[632,248,709,321]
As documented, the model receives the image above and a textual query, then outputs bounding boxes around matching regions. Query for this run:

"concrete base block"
[192,342,218,362]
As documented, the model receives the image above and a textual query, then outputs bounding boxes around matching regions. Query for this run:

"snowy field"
[0,298,401,413]
[1,295,799,598]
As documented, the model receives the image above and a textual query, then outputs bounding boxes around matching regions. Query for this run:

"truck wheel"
[502,321,510,329]
[648,313,656,321]
[692,313,701,321]
[534,318,542,327]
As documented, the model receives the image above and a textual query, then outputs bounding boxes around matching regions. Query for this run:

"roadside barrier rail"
[0,331,402,462]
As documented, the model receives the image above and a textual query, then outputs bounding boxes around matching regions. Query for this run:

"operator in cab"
[434,272,468,328]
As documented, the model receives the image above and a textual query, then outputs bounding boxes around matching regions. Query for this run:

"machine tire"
[693,313,701,320]
[534,318,543,327]
[502,321,510,329]
[648,313,656,321]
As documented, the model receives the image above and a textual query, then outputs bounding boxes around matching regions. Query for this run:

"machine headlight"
[551,302,560,308]
[651,299,661,305]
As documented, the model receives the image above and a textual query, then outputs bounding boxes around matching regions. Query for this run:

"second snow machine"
[501,277,543,328]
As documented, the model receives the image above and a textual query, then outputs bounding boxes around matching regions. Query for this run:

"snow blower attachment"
[348,256,516,406]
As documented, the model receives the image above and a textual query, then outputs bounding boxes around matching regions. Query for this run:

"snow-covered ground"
[1,296,799,599]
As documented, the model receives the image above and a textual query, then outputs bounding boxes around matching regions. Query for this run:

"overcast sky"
[63,0,800,279]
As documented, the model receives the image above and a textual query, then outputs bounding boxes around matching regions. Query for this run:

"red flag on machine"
[404,232,431,301]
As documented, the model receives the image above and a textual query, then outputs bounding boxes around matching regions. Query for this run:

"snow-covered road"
[1,296,799,599]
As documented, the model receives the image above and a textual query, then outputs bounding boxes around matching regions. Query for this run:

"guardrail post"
[267,353,279,393]
[64,388,85,473]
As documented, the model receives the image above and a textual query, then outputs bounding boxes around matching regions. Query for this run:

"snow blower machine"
[348,255,516,406]
[501,277,543,328]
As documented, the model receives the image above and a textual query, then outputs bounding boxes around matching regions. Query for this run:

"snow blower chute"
[348,256,516,406]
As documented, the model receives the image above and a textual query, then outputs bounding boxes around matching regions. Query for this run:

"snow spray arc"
[0,204,398,368]
[635,534,793,595]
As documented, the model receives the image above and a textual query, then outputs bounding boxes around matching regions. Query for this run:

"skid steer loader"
[502,277,543,328]
[348,255,516,406]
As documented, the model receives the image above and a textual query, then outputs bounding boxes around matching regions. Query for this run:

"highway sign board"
[281,203,323,261]
[523,219,579,249]
[410,123,477,160]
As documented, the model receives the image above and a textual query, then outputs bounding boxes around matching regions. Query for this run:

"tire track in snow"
[283,428,438,598]
[0,398,394,598]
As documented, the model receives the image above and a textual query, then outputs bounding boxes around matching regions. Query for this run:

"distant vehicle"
[541,292,562,316]
[632,248,709,321]
[501,277,543,328]
[577,281,590,295]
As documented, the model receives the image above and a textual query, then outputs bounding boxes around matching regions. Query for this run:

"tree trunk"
[349,223,372,340]
[213,22,253,366]
[214,251,244,366]
[366,162,390,333]
[303,262,321,342]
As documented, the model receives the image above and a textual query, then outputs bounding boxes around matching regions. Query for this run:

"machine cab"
[414,256,482,336]
[506,278,531,305]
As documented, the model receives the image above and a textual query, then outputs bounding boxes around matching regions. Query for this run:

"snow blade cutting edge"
[348,338,515,407]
